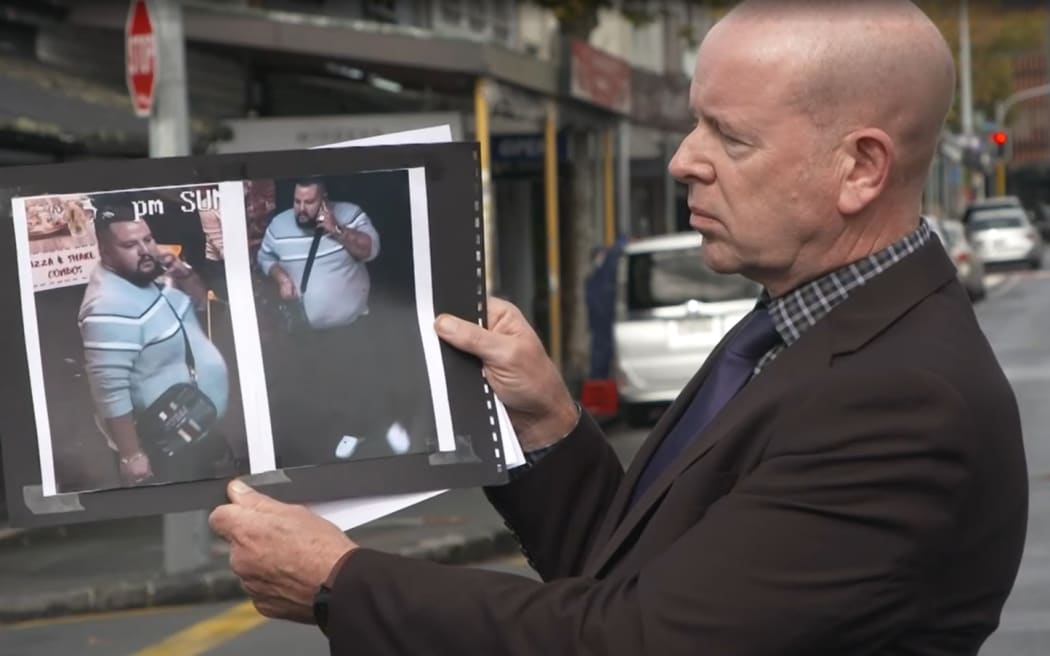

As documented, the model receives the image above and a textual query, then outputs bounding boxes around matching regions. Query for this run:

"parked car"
[925,216,986,300]
[613,232,761,427]
[1033,202,1050,241]
[961,196,1023,226]
[965,207,1044,269]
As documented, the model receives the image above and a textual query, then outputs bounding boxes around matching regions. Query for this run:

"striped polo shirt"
[78,266,229,421]
[256,200,380,330]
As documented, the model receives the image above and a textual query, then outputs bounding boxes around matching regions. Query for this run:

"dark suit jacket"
[327,240,1028,655]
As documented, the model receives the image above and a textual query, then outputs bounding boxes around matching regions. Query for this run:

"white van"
[613,232,761,427]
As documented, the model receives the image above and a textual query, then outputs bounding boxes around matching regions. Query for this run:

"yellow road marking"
[3,605,194,630]
[131,601,265,656]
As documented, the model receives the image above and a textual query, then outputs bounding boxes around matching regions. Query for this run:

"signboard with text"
[568,40,632,115]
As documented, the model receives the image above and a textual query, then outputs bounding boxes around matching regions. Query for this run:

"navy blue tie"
[630,305,782,505]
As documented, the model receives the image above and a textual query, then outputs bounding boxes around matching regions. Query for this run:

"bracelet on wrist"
[120,452,146,465]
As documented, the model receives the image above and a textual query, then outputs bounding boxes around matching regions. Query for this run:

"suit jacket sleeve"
[484,411,625,579]
[327,367,977,656]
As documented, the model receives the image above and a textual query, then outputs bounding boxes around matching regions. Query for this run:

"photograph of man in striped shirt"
[250,173,435,468]
[78,205,238,486]
[257,177,380,331]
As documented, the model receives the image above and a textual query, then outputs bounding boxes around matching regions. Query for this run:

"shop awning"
[0,55,227,157]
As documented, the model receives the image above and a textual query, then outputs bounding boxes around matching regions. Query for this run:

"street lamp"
[994,83,1050,131]
[990,84,1050,197]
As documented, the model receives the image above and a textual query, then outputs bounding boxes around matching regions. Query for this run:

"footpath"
[0,486,516,623]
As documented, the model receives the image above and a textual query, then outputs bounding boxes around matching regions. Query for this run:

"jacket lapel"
[583,238,959,578]
[583,314,753,573]
[584,318,833,577]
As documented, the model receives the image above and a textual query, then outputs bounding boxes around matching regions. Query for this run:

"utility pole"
[147,0,210,575]
[960,0,974,138]
[149,0,190,158]
[958,0,984,200]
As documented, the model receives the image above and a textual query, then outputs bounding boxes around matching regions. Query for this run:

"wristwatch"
[313,582,332,635]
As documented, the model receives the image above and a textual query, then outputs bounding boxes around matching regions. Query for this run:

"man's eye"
[718,128,743,142]
[721,131,745,145]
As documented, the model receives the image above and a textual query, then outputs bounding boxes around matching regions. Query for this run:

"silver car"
[966,207,1044,269]
[926,216,986,300]
[613,233,761,427]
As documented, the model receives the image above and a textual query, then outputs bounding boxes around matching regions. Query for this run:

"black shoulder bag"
[276,227,325,335]
[136,289,219,462]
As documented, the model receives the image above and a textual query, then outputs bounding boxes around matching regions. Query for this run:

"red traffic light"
[991,131,1008,146]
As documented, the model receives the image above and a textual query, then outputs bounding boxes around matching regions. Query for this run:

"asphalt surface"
[975,254,1050,656]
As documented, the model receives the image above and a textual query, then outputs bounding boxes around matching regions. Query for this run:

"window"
[435,0,515,44]
[441,0,463,22]
[627,248,761,310]
[364,0,398,22]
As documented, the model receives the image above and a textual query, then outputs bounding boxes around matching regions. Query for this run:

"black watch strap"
[313,583,332,636]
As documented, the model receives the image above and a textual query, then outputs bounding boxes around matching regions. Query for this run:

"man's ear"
[837,128,894,216]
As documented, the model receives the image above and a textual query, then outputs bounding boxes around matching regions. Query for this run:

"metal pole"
[616,120,630,238]
[602,128,615,246]
[664,136,677,234]
[995,84,1050,127]
[149,0,190,158]
[958,0,985,200]
[474,78,496,294]
[959,0,974,137]
[544,102,562,370]
[147,0,210,575]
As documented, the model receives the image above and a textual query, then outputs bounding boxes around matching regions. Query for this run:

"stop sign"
[125,0,156,118]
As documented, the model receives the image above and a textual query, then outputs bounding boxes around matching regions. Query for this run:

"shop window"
[364,0,398,22]
[436,0,514,44]
[441,0,463,22]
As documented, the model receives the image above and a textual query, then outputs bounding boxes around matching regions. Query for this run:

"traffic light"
[990,130,1008,157]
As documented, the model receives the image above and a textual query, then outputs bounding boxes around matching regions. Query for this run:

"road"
[977,257,1050,656]
[2,261,1048,655]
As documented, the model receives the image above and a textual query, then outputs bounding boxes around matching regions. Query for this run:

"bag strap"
[300,227,326,295]
[156,286,197,384]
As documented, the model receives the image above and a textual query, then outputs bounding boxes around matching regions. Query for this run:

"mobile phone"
[318,197,329,224]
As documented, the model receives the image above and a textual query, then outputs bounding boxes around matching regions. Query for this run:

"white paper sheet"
[305,125,523,530]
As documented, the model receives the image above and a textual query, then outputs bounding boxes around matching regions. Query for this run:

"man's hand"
[119,451,152,484]
[209,480,356,623]
[270,266,298,301]
[317,200,340,236]
[157,253,209,308]
[156,252,193,279]
[435,297,578,451]
[277,276,298,301]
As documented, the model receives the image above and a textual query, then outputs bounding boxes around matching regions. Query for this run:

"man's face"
[293,184,324,227]
[667,27,838,287]
[100,220,162,286]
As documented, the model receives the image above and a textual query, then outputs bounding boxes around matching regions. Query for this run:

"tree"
[917,1,1048,130]
[533,0,733,40]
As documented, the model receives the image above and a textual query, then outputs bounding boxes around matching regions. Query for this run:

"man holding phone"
[257,178,385,467]
[257,177,380,331]
[79,206,232,485]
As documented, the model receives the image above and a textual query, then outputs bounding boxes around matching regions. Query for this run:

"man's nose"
[668,133,715,184]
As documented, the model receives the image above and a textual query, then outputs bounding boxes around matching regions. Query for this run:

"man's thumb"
[434,314,498,360]
[228,479,273,510]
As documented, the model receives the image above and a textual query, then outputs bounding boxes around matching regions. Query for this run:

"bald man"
[210,2,1028,653]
